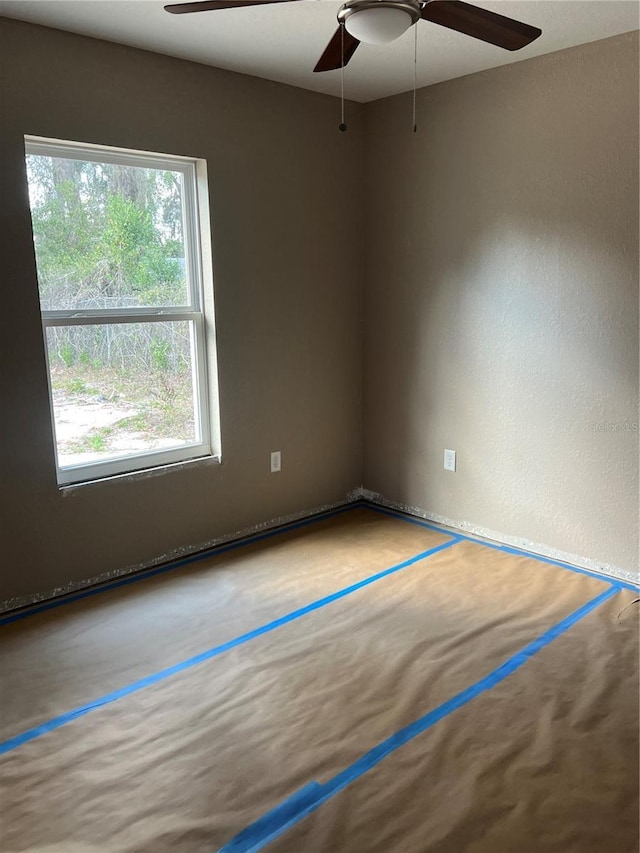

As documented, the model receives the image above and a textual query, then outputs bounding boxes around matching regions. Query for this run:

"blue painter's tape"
[0,535,460,756]
[365,504,639,593]
[222,783,324,853]
[219,585,619,853]
[0,504,361,626]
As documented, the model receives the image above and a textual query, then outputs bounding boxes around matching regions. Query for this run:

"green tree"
[27,155,186,310]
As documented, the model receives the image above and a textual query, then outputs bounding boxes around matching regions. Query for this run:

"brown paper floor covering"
[0,506,637,853]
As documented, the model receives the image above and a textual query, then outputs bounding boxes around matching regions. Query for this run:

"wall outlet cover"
[444,449,456,472]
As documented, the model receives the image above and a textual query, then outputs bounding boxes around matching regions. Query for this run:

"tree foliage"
[27,156,186,309]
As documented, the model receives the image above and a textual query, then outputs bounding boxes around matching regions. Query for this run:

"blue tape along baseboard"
[4,501,633,626]
[365,503,639,593]
[1,504,382,626]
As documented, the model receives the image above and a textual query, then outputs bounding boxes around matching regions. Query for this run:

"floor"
[0,504,638,853]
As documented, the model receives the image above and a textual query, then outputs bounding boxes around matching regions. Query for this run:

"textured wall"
[363,33,639,575]
[1,19,637,606]
[0,18,364,604]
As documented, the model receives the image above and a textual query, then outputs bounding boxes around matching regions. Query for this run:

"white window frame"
[25,136,218,486]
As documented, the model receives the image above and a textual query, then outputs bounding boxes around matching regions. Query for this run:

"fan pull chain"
[339,23,347,132]
[412,23,418,133]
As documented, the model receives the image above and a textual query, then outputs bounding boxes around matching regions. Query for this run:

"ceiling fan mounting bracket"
[337,0,422,29]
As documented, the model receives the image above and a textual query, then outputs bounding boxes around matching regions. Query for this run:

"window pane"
[26,155,188,310]
[46,322,199,470]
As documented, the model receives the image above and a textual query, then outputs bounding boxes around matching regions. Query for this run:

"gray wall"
[1,19,637,606]
[0,18,364,604]
[363,32,639,575]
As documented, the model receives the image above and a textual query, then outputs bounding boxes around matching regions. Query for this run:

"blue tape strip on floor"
[0,504,361,626]
[219,585,620,853]
[365,504,638,592]
[0,535,460,756]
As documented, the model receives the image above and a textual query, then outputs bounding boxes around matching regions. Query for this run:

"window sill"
[59,453,221,493]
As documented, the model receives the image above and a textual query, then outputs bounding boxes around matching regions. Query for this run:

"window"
[25,137,219,485]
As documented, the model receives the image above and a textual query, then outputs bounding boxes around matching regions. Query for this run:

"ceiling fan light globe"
[344,7,414,44]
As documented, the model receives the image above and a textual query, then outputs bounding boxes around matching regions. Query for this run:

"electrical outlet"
[444,449,456,472]
[270,451,281,473]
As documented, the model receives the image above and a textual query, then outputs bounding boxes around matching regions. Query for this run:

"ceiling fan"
[164,0,542,72]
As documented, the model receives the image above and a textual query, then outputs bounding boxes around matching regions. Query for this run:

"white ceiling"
[0,0,638,102]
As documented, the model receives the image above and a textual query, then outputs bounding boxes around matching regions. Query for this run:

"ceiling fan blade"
[314,27,361,73]
[165,0,300,14]
[420,1,541,51]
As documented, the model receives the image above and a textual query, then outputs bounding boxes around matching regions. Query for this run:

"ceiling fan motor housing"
[338,0,422,44]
